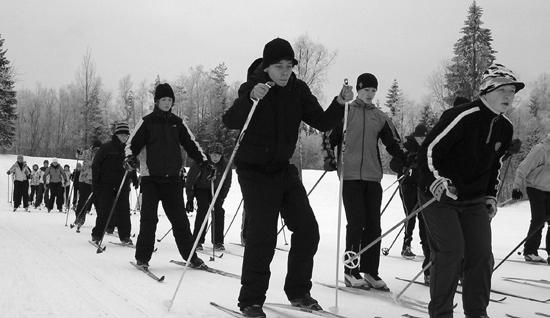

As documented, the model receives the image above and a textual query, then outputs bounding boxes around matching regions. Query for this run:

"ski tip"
[158,276,165,282]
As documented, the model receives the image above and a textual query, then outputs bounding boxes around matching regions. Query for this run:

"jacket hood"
[246,57,297,86]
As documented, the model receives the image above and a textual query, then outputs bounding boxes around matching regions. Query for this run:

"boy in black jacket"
[186,142,232,251]
[417,63,524,318]
[125,83,212,269]
[91,122,136,244]
[223,37,353,317]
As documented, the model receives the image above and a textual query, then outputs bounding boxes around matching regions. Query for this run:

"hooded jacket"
[222,58,344,172]
[30,169,43,186]
[78,148,98,185]
[513,135,550,192]
[328,98,405,182]
[8,162,31,181]
[417,99,513,200]
[127,107,207,178]
[43,163,67,184]
[92,135,135,188]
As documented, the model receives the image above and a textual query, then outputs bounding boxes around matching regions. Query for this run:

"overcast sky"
[1,0,549,104]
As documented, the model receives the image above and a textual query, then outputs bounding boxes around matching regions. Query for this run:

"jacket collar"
[350,98,376,110]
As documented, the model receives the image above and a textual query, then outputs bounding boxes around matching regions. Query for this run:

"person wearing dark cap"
[223,37,352,317]
[74,140,102,227]
[125,82,212,269]
[417,63,524,317]
[186,142,232,251]
[390,123,432,281]
[327,72,406,291]
[91,122,136,245]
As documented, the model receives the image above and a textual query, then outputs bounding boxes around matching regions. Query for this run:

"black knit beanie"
[356,73,378,91]
[261,38,298,69]
[154,83,175,103]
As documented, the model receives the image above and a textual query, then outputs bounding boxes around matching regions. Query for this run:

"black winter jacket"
[390,135,422,185]
[92,135,136,188]
[222,58,344,172]
[186,156,232,202]
[417,99,513,200]
[127,107,207,178]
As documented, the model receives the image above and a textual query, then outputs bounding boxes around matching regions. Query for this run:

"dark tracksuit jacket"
[328,98,405,277]
[127,106,208,263]
[186,156,232,245]
[417,98,512,318]
[222,57,344,308]
[91,135,136,240]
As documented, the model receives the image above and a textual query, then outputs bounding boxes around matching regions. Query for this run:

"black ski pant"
[29,185,38,204]
[43,184,50,207]
[237,164,319,309]
[213,202,225,245]
[13,180,29,209]
[64,186,70,207]
[47,182,63,211]
[72,186,79,206]
[342,180,382,276]
[91,184,131,240]
[524,187,550,255]
[421,194,493,318]
[135,178,197,263]
[75,183,93,225]
[34,184,44,208]
[192,188,212,245]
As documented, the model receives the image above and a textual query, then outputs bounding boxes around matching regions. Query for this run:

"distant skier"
[417,63,524,317]
[222,37,352,317]
[6,155,31,212]
[71,162,81,210]
[40,160,50,208]
[125,82,211,269]
[328,73,406,291]
[62,164,72,211]
[74,140,101,226]
[512,133,550,264]
[43,158,67,212]
[29,164,42,208]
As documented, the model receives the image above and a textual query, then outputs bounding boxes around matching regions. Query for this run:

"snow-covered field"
[1,154,548,318]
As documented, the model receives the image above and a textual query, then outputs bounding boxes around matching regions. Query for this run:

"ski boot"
[289,293,322,310]
[364,273,390,291]
[240,305,266,318]
[401,246,416,260]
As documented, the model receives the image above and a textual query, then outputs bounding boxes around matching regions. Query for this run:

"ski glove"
[185,200,194,213]
[511,188,523,200]
[486,196,497,219]
[201,161,216,181]
[429,177,458,201]
[323,157,337,171]
[123,156,138,171]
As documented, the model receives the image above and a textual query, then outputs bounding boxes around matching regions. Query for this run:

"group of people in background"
[5,37,550,318]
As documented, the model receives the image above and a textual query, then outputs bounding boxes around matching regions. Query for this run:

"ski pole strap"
[344,197,436,267]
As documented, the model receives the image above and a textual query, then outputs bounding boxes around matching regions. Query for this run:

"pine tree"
[385,79,401,117]
[0,35,17,149]
[445,1,496,102]
[418,104,438,131]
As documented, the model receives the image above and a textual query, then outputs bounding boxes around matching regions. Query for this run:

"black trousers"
[47,182,64,210]
[192,188,226,245]
[34,184,44,208]
[13,180,29,209]
[72,186,79,206]
[237,164,319,309]
[75,183,93,224]
[91,184,131,240]
[342,180,382,276]
[29,185,38,204]
[524,187,550,255]
[421,194,493,318]
[43,184,50,206]
[135,178,196,263]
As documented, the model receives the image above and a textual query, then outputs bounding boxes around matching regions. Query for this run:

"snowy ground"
[1,154,549,318]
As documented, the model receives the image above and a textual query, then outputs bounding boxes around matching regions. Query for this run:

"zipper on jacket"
[359,106,366,180]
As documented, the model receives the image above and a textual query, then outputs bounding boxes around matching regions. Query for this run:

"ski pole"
[334,96,351,309]
[492,215,550,273]
[157,228,173,242]
[96,171,129,253]
[7,175,10,203]
[223,198,243,238]
[70,191,94,228]
[280,218,288,246]
[381,224,405,256]
[344,197,437,268]
[380,183,400,217]
[395,261,433,301]
[383,173,406,193]
[210,179,216,262]
[276,170,329,236]
[169,89,268,312]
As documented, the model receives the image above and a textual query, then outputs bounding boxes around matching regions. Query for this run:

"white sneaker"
[524,254,546,263]
[344,272,370,288]
[364,273,389,291]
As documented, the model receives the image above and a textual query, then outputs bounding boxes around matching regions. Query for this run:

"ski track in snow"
[1,154,550,317]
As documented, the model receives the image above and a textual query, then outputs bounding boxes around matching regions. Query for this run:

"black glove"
[512,188,523,200]
[201,161,216,180]
[76,148,83,156]
[323,158,337,171]
[123,155,138,171]
[185,199,194,212]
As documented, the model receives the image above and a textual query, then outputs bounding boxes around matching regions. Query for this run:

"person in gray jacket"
[328,73,406,290]
[43,158,68,212]
[512,133,550,264]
